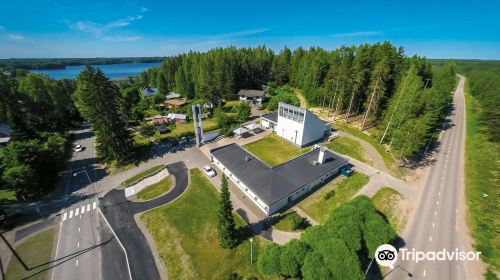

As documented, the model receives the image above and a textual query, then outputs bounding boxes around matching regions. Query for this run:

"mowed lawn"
[136,176,172,201]
[5,228,55,280]
[372,187,407,233]
[243,134,309,166]
[160,118,219,139]
[298,172,369,223]
[141,169,268,280]
[326,137,371,164]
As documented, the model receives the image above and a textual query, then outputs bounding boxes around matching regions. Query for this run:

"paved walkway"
[339,131,391,174]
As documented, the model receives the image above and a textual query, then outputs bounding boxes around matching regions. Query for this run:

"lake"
[31,62,161,80]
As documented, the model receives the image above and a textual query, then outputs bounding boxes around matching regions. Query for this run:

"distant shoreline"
[0,57,164,71]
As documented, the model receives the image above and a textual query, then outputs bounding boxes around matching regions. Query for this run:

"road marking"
[437,201,439,205]
[438,191,441,196]
[87,204,90,211]
[78,227,80,232]
[93,202,97,209]
[440,183,443,188]
[81,206,85,214]
[77,242,80,248]
[423,270,426,277]
[76,259,79,267]
[80,215,82,219]
[62,212,67,221]
[429,236,432,241]
[69,210,73,218]
[75,208,79,216]
[432,223,435,228]
[435,211,437,216]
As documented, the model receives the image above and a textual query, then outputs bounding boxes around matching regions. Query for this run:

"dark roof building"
[210,143,348,215]
[260,112,278,124]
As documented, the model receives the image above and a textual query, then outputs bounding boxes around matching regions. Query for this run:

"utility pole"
[380,68,413,144]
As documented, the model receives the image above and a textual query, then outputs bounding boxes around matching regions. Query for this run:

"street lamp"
[250,238,253,263]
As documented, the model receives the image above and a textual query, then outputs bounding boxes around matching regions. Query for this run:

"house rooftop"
[238,89,266,97]
[166,92,181,100]
[210,143,348,205]
[261,112,278,124]
[165,99,187,106]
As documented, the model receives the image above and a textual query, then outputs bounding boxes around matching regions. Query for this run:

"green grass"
[141,169,269,280]
[372,187,407,233]
[223,100,241,109]
[5,228,55,280]
[157,118,218,139]
[0,189,17,202]
[464,91,499,273]
[298,172,369,223]
[243,134,310,166]
[336,123,405,178]
[326,137,371,164]
[136,176,173,201]
[271,211,309,232]
[122,164,165,186]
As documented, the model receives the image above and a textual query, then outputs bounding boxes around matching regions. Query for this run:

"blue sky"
[1,0,499,59]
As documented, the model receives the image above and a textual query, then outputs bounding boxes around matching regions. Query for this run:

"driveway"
[100,161,189,280]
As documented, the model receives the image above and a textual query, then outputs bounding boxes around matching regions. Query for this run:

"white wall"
[300,111,327,146]
[276,115,305,145]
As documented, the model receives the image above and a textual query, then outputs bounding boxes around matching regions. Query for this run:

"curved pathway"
[339,131,391,174]
[100,161,189,280]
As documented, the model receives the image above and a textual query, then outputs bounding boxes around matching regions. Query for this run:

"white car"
[75,144,83,152]
[203,165,216,177]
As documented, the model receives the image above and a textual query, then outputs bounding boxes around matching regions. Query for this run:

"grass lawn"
[5,228,55,280]
[141,169,269,280]
[0,189,17,202]
[464,92,500,272]
[223,100,241,109]
[298,172,369,223]
[160,118,219,139]
[372,187,408,233]
[336,123,406,178]
[243,134,310,166]
[271,211,309,232]
[326,137,371,164]
[122,164,165,186]
[136,176,173,201]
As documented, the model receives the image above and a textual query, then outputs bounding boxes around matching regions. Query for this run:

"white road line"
[69,210,73,218]
[432,223,435,228]
[51,222,63,280]
[429,236,432,241]
[77,242,80,248]
[87,204,90,211]
[75,208,79,216]
[93,202,97,209]
[438,191,441,196]
[76,259,79,267]
[78,227,80,232]
[435,211,437,216]
[437,201,439,205]
[423,270,426,277]
[81,206,85,214]
[62,212,67,221]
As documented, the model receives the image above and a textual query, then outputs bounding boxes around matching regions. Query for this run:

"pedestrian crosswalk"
[61,201,98,222]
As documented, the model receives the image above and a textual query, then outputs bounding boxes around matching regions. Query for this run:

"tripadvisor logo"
[374,244,482,268]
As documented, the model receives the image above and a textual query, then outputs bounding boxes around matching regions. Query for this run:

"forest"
[452,60,499,276]
[0,56,164,72]
[139,43,456,162]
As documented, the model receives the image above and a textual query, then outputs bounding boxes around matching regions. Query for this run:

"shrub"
[289,213,305,230]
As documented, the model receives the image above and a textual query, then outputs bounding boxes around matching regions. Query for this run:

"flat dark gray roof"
[238,89,266,97]
[260,112,278,124]
[210,143,348,206]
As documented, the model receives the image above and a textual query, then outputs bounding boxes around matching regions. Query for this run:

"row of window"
[279,105,305,123]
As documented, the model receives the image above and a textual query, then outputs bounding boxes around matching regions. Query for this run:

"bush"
[139,123,156,137]
[322,190,335,200]
[289,213,305,230]
[257,244,281,276]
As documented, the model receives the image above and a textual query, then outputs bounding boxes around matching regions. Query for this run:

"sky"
[1,0,499,59]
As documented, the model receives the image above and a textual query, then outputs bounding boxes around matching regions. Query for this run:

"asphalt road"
[101,161,189,280]
[389,76,471,279]
[50,128,127,280]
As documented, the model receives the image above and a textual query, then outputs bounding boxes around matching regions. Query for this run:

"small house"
[238,89,266,104]
[141,85,158,97]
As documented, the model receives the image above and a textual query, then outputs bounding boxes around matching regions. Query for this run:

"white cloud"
[139,7,148,13]
[7,33,26,40]
[103,35,142,42]
[330,31,382,38]
[69,14,144,37]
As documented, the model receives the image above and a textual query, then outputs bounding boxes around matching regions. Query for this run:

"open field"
[372,187,409,233]
[243,134,309,166]
[160,118,219,139]
[141,169,270,280]
[5,228,55,280]
[122,164,165,185]
[298,172,369,223]
[325,137,371,164]
[136,176,172,201]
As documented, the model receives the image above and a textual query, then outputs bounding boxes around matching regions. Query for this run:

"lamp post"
[250,238,253,263]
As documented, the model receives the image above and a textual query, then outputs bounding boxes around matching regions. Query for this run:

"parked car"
[203,165,216,177]
[75,144,83,152]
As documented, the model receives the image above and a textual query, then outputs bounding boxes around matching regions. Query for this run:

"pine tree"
[217,174,236,248]
[75,66,134,165]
